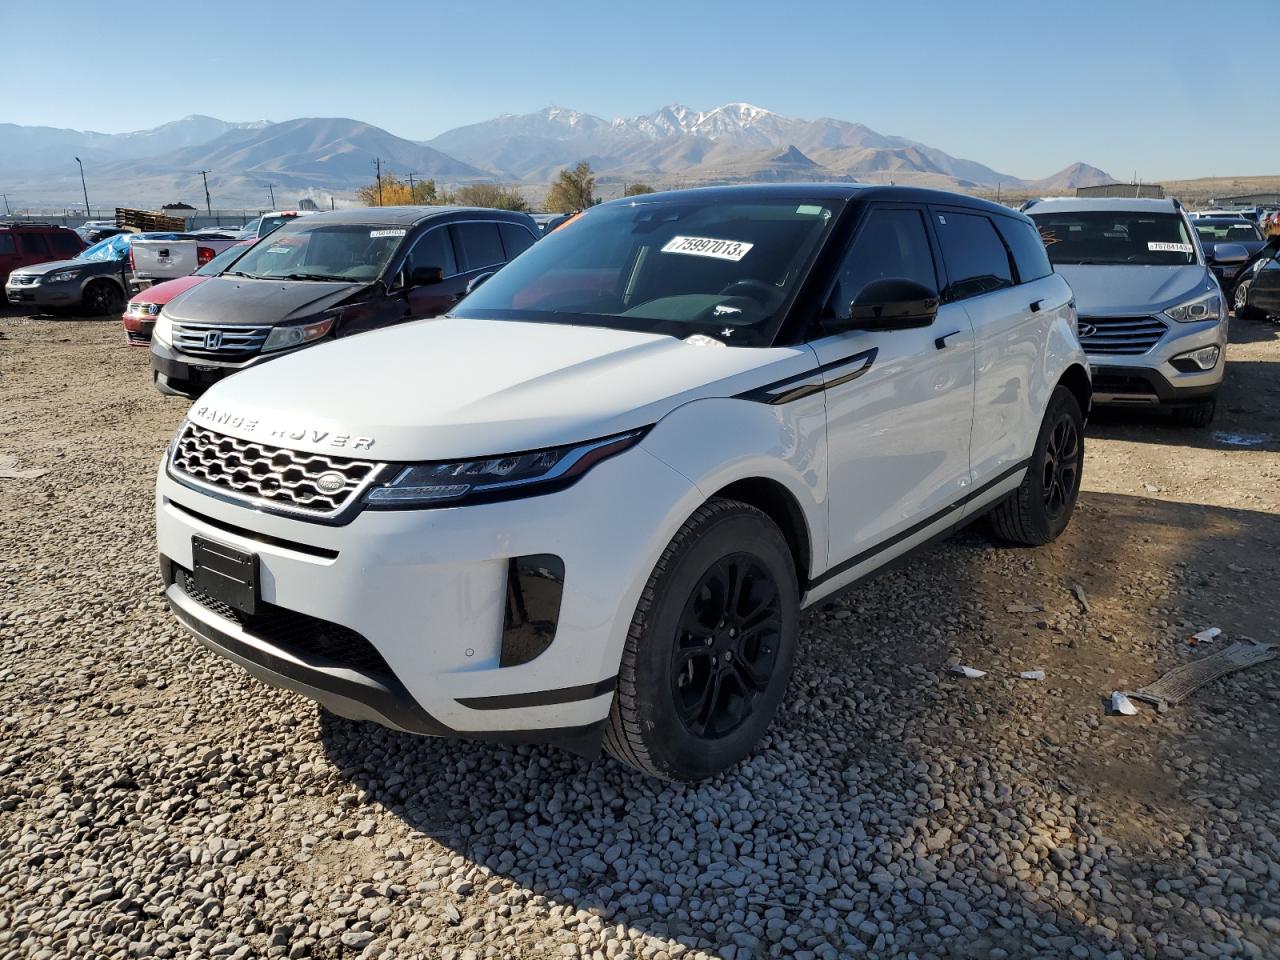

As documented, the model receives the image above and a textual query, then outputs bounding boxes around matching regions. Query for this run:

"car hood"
[135,274,207,305]
[187,317,814,461]
[1053,264,1214,316]
[10,258,92,277]
[164,275,365,325]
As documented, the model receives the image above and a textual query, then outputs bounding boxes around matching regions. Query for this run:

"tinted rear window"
[995,217,1052,283]
[935,212,1014,300]
[0,235,15,255]
[454,222,505,271]
[49,232,83,257]
[499,222,537,260]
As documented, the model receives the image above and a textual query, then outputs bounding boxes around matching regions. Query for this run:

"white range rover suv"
[156,185,1090,781]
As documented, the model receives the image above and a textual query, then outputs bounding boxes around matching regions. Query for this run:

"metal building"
[1075,183,1166,199]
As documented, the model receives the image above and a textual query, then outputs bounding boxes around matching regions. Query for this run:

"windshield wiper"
[281,272,351,282]
[225,270,263,279]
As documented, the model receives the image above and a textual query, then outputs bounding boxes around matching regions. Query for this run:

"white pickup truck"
[130,232,243,284]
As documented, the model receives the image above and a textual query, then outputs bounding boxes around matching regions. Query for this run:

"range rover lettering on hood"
[191,404,375,450]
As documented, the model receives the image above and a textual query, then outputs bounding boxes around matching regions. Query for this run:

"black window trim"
[989,211,1053,286]
[498,222,539,261]
[397,222,462,284]
[928,205,1018,303]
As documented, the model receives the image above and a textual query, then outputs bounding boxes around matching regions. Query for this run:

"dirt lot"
[2,306,1279,960]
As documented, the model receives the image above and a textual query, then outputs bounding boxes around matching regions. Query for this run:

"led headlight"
[1172,345,1221,371]
[153,311,173,346]
[366,430,646,507]
[261,316,336,353]
[49,270,80,283]
[1164,292,1221,323]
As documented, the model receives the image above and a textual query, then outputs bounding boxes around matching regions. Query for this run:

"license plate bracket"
[191,535,258,616]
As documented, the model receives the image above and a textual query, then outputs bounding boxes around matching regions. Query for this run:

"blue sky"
[3,0,1276,180]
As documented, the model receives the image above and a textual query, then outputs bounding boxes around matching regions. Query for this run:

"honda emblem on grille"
[204,330,224,350]
[1077,323,1097,338]
[316,471,346,494]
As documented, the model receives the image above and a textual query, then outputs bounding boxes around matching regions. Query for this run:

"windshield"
[195,242,250,277]
[226,221,406,281]
[453,198,841,345]
[1030,211,1198,266]
[79,234,129,261]
[1194,220,1263,243]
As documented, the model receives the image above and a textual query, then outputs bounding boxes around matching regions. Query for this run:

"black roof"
[292,205,535,227]
[600,182,1025,220]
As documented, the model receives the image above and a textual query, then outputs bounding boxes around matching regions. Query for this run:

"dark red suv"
[0,224,86,296]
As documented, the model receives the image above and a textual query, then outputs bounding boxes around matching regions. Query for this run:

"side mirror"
[409,265,444,286]
[1209,242,1248,265]
[828,278,939,333]
[465,271,495,296]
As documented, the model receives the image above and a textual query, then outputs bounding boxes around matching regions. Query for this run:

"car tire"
[1172,397,1216,428]
[1233,283,1263,322]
[989,385,1084,547]
[83,280,124,317]
[603,499,799,781]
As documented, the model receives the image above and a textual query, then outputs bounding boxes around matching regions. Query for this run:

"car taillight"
[197,246,215,266]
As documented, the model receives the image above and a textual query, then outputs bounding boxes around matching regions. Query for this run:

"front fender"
[639,392,829,579]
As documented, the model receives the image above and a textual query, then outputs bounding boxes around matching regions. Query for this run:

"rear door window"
[499,223,537,260]
[826,207,938,317]
[994,217,1052,283]
[19,233,49,257]
[934,212,1014,300]
[0,234,15,256]
[453,222,505,272]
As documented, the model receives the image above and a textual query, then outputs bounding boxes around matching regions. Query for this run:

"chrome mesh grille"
[170,423,380,515]
[1078,315,1168,356]
[172,321,272,357]
[8,274,38,286]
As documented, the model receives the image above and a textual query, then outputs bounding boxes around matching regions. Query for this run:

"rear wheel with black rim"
[83,280,124,317]
[604,499,799,781]
[989,385,1084,546]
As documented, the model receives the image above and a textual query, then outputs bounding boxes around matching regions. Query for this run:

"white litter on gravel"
[951,665,987,678]
[1111,691,1139,715]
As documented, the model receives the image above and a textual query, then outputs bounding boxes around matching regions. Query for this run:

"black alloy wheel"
[670,553,783,740]
[1041,414,1080,520]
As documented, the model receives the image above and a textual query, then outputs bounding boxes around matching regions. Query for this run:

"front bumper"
[3,277,81,308]
[122,313,154,346]
[1087,316,1226,407]
[150,336,308,397]
[155,444,699,742]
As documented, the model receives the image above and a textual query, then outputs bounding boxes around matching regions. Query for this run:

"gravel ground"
[2,307,1279,960]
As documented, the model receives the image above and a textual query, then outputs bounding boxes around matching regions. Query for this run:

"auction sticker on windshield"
[1148,242,1194,253]
[661,236,754,262]
[370,229,407,238]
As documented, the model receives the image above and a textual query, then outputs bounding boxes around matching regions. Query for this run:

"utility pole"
[1,193,10,216]
[74,157,90,218]
[406,171,418,203]
[373,157,383,206]
[199,170,212,217]
[329,196,335,211]
[266,183,276,208]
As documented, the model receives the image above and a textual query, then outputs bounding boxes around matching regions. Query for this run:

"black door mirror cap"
[409,265,445,286]
[825,278,939,333]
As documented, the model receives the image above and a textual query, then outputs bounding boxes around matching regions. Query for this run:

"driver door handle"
[934,330,964,350]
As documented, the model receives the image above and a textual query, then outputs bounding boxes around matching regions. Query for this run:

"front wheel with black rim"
[989,385,1084,546]
[603,499,799,781]
[82,280,124,317]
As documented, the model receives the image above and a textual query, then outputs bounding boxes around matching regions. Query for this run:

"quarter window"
[994,217,1052,283]
[826,208,937,317]
[499,223,537,260]
[934,212,1014,300]
[19,234,48,256]
[453,222,505,271]
[408,227,457,277]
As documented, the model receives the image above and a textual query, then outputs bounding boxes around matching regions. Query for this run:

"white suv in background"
[156,184,1089,781]
[1025,197,1228,426]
